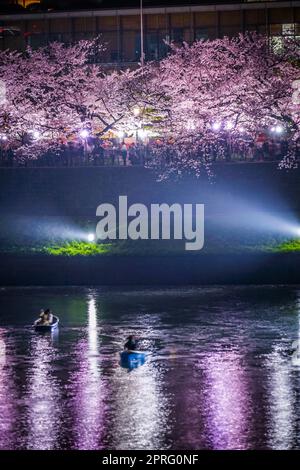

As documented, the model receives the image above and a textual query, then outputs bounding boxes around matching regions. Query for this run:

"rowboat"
[120,350,146,369]
[34,315,59,332]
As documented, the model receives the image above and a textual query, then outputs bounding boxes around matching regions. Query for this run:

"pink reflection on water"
[0,330,17,449]
[110,315,170,450]
[25,332,62,450]
[266,347,295,449]
[202,350,252,449]
[72,296,106,449]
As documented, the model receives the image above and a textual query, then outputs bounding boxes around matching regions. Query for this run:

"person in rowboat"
[124,335,138,351]
[35,308,53,326]
[44,309,53,325]
[35,309,45,325]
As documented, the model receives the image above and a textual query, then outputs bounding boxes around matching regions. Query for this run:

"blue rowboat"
[34,315,59,332]
[120,350,146,369]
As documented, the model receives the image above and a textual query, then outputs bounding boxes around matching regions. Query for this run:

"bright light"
[225,121,234,130]
[238,127,245,133]
[212,122,221,131]
[80,129,89,139]
[137,128,148,140]
[87,233,95,242]
[275,125,284,134]
[282,224,300,238]
[0,135,7,141]
[117,130,125,139]
[271,125,284,134]
[133,107,141,117]
[30,130,40,140]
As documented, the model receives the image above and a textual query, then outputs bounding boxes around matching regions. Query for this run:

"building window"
[146,31,168,61]
[282,23,295,36]
[171,28,184,44]
[270,23,298,37]
[195,28,215,41]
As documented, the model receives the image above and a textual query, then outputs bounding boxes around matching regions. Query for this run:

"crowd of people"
[209,133,300,162]
[0,136,148,167]
[0,137,148,167]
[0,133,299,167]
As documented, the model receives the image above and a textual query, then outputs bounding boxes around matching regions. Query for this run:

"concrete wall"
[1,163,300,285]
[0,163,299,217]
[1,252,300,285]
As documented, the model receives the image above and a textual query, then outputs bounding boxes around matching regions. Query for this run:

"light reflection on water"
[110,314,170,450]
[71,296,106,450]
[266,347,296,450]
[202,351,252,450]
[0,286,300,450]
[110,361,169,450]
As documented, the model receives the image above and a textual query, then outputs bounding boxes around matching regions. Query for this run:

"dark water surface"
[1,285,300,450]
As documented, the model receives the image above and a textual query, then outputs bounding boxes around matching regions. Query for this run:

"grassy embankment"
[1,237,300,256]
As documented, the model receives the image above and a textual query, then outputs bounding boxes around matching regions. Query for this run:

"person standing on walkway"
[121,142,127,166]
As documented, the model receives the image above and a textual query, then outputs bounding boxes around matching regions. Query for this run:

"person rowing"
[120,335,147,369]
[35,308,53,326]
[124,335,138,351]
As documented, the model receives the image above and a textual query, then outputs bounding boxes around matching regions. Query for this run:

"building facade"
[0,1,299,66]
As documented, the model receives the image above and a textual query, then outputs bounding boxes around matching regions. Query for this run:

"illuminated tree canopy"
[0,33,299,177]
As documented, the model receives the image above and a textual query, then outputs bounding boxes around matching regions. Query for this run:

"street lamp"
[212,122,221,131]
[137,128,148,141]
[33,130,40,140]
[117,130,125,140]
[87,233,95,242]
[270,125,284,134]
[79,129,90,161]
[140,0,144,67]
[79,129,89,139]
[29,130,40,140]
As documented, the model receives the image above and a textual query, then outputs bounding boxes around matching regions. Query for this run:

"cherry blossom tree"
[0,32,299,175]
[144,33,300,179]
[0,39,138,161]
